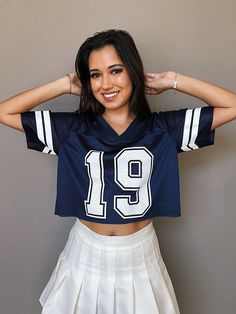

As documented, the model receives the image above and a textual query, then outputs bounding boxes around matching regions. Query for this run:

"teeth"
[103,92,118,98]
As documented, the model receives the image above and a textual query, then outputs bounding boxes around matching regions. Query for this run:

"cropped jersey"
[21,106,215,224]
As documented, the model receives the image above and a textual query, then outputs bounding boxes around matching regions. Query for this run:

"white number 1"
[84,147,154,219]
[84,151,107,218]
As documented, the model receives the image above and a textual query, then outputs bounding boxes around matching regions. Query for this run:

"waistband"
[74,218,154,247]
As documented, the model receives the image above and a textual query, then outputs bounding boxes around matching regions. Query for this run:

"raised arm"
[145,71,236,130]
[0,73,80,131]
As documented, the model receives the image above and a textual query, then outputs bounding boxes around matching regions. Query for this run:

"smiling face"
[88,45,133,114]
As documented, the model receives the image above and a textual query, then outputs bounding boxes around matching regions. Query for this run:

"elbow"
[0,103,7,123]
[0,111,24,131]
[0,110,4,124]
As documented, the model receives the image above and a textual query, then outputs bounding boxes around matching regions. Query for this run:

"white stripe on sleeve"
[35,111,56,155]
[42,147,51,154]
[188,107,201,150]
[181,109,193,151]
[35,111,45,145]
[43,111,56,155]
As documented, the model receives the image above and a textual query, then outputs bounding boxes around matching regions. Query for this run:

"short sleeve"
[156,106,215,153]
[21,110,76,155]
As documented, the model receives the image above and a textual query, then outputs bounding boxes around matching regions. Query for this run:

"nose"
[101,74,113,90]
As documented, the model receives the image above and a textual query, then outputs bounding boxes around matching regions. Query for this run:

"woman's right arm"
[0,74,78,132]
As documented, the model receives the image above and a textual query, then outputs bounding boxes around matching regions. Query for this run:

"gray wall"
[0,0,236,313]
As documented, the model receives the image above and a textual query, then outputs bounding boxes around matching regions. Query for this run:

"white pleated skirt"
[39,218,180,314]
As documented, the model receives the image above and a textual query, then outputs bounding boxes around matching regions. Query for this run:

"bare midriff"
[79,219,153,236]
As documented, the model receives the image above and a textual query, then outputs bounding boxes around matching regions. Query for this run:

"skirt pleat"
[97,249,117,314]
[39,219,180,314]
[114,250,135,314]
[75,246,101,313]
[150,236,180,312]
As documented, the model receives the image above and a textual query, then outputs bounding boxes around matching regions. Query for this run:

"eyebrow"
[89,64,124,72]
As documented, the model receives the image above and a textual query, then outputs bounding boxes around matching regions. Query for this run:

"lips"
[102,91,119,102]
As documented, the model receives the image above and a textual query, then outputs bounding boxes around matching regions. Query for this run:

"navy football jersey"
[21,106,215,224]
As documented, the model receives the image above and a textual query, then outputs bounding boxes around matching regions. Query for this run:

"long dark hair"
[75,29,151,119]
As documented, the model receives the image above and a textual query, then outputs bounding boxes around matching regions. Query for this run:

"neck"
[102,108,136,124]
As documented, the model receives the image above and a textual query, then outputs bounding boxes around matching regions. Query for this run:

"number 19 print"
[84,147,154,219]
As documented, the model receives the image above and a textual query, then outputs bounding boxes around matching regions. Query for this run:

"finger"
[144,86,155,93]
[145,72,156,77]
[145,73,158,79]
[145,83,152,88]
[145,90,156,95]
[145,81,155,88]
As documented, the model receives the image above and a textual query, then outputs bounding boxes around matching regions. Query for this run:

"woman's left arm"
[145,71,236,130]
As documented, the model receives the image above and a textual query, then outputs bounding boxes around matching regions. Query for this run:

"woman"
[0,29,236,314]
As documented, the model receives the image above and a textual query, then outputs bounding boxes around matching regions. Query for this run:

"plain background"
[0,0,236,313]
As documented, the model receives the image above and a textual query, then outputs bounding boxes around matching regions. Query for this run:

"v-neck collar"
[97,114,141,141]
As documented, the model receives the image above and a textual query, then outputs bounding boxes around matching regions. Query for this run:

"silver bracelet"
[172,72,178,91]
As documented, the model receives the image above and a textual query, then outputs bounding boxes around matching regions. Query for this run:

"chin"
[103,104,127,112]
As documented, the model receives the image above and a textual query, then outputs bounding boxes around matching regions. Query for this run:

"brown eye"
[111,68,123,75]
[90,72,100,78]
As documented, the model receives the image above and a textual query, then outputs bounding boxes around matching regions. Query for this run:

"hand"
[144,71,175,95]
[66,72,81,96]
